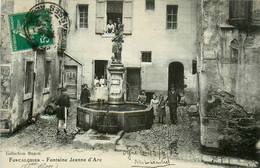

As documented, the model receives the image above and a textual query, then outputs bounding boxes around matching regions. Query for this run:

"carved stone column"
[107,64,126,104]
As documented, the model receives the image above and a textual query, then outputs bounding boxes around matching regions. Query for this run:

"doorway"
[64,65,77,99]
[126,68,141,101]
[94,60,108,80]
[107,1,123,24]
[168,62,184,91]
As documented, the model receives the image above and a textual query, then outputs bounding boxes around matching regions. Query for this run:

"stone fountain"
[76,19,153,134]
[77,60,153,133]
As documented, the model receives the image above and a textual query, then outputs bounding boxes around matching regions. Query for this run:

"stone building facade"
[197,0,260,154]
[65,0,199,103]
[0,0,66,133]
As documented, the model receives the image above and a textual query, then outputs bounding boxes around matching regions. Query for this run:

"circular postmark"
[23,2,70,50]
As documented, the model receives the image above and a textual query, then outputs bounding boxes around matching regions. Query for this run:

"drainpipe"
[199,0,209,148]
[199,0,206,118]
[61,51,65,89]
[29,50,37,123]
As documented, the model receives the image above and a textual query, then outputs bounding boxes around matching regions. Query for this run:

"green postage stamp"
[8,10,54,52]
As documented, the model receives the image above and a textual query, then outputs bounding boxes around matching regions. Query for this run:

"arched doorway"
[168,62,184,91]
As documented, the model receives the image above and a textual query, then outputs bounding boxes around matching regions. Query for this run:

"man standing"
[56,87,70,135]
[168,85,181,125]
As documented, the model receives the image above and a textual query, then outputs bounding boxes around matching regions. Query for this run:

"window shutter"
[123,0,133,34]
[96,0,105,34]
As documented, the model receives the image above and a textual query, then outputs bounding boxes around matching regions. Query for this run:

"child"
[150,94,159,121]
[56,87,70,136]
[158,95,168,124]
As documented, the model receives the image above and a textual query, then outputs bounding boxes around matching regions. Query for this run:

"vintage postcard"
[0,0,259,168]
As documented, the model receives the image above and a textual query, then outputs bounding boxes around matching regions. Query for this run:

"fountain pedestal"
[107,63,126,104]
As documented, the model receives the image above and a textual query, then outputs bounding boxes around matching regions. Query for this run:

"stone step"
[201,154,258,167]
[73,129,124,151]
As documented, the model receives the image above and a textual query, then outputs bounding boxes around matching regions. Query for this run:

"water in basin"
[85,103,147,111]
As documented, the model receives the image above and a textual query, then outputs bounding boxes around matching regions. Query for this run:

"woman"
[150,94,159,121]
[80,84,90,105]
[94,76,101,88]
[100,75,106,87]
[158,95,168,124]
[106,20,114,33]
[137,90,147,104]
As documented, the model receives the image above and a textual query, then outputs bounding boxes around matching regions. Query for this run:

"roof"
[64,52,83,66]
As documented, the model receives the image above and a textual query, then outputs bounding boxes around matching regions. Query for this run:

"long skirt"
[158,107,166,117]
[152,105,158,116]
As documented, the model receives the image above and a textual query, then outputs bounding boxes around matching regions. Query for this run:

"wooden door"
[126,68,141,101]
[168,62,184,91]
[64,66,77,99]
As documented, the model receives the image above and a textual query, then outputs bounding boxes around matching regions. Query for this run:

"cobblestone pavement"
[0,102,249,168]
[119,106,202,161]
[0,102,79,151]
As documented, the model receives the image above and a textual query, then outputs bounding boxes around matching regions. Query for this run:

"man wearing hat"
[56,87,70,135]
[168,84,181,125]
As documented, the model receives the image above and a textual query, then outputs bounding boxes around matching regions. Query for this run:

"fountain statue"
[112,18,124,64]
[108,18,126,104]
[76,18,153,133]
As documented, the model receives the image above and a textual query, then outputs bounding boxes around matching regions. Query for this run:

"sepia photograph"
[0,0,259,167]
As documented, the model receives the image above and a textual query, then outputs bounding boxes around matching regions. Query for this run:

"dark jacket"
[168,90,181,107]
[56,93,70,120]
[80,88,90,104]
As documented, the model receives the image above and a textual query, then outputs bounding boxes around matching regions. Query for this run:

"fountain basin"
[77,102,153,133]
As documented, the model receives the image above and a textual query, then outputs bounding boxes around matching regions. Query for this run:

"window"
[25,61,34,94]
[141,52,152,62]
[146,0,155,10]
[192,60,197,74]
[66,72,76,79]
[231,48,238,64]
[95,0,133,34]
[229,0,252,26]
[77,5,88,28]
[45,61,51,88]
[230,39,239,64]
[107,1,123,25]
[167,5,178,29]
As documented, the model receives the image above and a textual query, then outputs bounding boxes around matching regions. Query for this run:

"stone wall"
[200,0,260,114]
[0,0,63,133]
[201,91,259,160]
[198,0,260,160]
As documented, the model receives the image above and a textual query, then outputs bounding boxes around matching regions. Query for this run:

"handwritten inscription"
[123,146,169,160]
[21,162,58,168]
[122,146,173,167]
[134,158,171,165]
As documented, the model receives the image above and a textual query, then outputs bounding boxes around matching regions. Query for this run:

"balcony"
[252,0,260,26]
[229,0,260,27]
[228,0,252,27]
